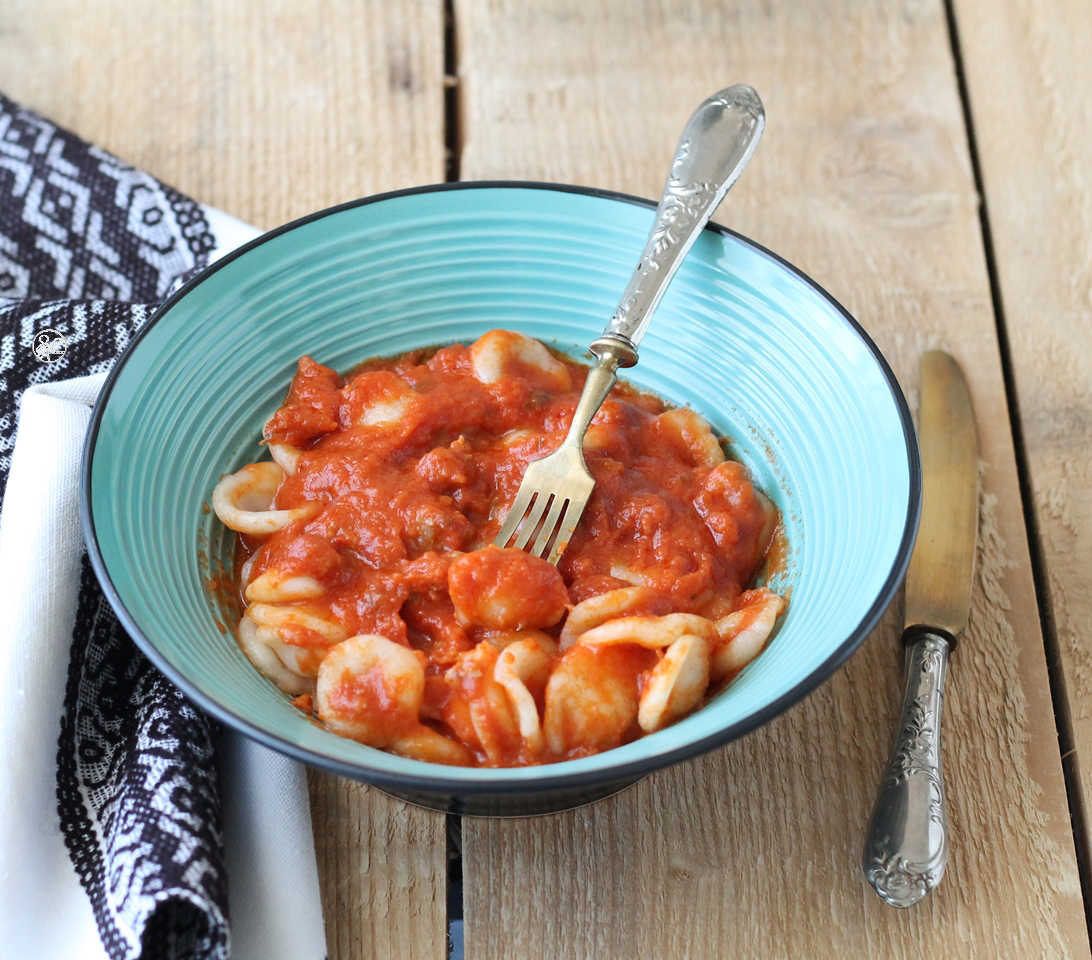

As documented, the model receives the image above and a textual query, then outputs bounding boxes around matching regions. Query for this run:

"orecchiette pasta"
[267,442,303,475]
[494,635,557,754]
[469,328,572,393]
[245,570,326,603]
[213,330,786,767]
[712,588,787,682]
[637,633,711,733]
[655,407,726,469]
[314,634,471,765]
[558,586,672,649]
[212,462,319,536]
[543,645,652,756]
[576,612,720,649]
[237,613,314,697]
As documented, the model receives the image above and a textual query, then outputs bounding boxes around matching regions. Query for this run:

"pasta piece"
[637,634,711,732]
[582,400,636,462]
[603,556,718,612]
[245,571,326,603]
[494,635,557,754]
[268,442,303,474]
[258,625,318,682]
[577,612,718,649]
[316,634,472,764]
[262,355,340,447]
[340,370,420,428]
[606,563,649,588]
[443,643,523,765]
[315,634,423,744]
[695,460,779,566]
[499,428,535,448]
[448,546,569,631]
[237,613,314,697]
[241,604,348,682]
[359,394,413,427]
[582,423,615,453]
[239,551,259,587]
[559,586,673,649]
[469,329,572,393]
[247,603,348,645]
[245,533,341,602]
[656,408,725,468]
[212,462,319,535]
[712,588,787,681]
[542,645,650,755]
[360,397,414,426]
[389,726,473,766]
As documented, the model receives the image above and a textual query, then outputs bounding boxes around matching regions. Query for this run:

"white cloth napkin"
[0,220,327,957]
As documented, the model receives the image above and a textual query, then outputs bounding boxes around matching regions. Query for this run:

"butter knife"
[862,349,978,907]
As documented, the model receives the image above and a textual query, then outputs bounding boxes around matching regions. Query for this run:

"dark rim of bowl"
[80,180,922,797]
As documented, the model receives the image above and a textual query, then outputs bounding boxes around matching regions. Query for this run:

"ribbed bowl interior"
[84,184,917,792]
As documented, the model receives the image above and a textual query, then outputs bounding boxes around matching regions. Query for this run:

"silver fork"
[494,84,766,565]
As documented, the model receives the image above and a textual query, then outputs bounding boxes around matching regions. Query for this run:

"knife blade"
[903,350,979,637]
[862,349,979,907]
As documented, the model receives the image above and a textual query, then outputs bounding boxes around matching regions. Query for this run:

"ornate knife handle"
[862,629,951,907]
[601,84,764,354]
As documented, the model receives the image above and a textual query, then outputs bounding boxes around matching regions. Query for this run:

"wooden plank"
[0,0,446,230]
[0,4,450,959]
[455,0,1089,956]
[950,0,1092,857]
[308,772,448,960]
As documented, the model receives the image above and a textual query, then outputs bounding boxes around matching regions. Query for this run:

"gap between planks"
[942,0,1092,944]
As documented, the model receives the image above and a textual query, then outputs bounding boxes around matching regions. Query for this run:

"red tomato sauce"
[236,331,779,766]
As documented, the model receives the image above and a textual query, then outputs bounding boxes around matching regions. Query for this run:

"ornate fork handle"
[862,630,951,907]
[494,85,764,565]
[602,84,765,354]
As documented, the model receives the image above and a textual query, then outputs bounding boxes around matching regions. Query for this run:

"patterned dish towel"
[0,94,326,960]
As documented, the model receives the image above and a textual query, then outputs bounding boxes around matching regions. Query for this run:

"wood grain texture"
[456,0,1089,956]
[0,0,446,229]
[950,0,1092,855]
[0,4,450,958]
[308,773,448,960]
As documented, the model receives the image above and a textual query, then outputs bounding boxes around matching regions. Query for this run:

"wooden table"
[4,0,1091,956]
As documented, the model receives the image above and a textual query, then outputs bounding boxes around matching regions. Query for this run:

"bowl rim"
[80,180,921,795]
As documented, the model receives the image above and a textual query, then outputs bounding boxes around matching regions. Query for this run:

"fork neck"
[590,334,639,369]
[564,336,640,446]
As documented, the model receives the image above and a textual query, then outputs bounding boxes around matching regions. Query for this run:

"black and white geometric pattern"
[0,95,214,302]
[0,90,213,501]
[58,557,227,960]
[0,297,152,503]
[0,92,230,959]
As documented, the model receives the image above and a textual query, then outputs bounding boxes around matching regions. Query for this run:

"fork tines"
[494,474,592,564]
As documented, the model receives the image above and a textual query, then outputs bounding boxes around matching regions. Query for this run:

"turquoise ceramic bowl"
[82,183,919,815]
